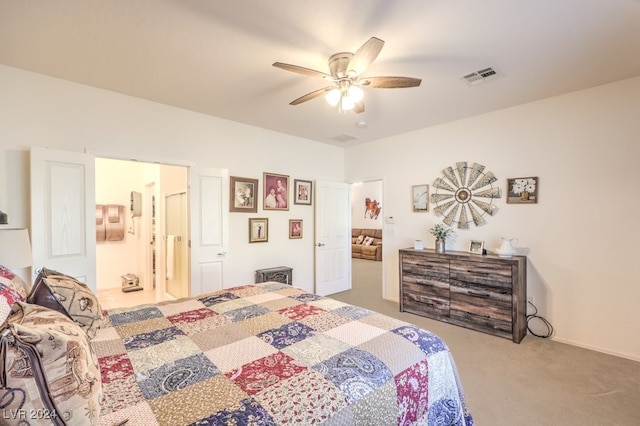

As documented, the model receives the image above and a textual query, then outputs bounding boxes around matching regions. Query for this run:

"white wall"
[346,76,640,361]
[351,180,383,229]
[0,64,345,295]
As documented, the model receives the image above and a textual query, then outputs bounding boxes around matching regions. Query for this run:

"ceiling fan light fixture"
[325,88,341,106]
[340,95,355,111]
[348,86,364,103]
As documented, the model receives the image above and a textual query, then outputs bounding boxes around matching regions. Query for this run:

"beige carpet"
[331,258,640,425]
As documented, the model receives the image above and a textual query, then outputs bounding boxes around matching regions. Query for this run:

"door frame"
[349,177,386,300]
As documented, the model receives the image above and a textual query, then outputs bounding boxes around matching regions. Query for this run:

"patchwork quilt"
[93,283,473,425]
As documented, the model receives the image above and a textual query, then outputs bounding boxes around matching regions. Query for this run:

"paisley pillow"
[0,302,102,425]
[27,267,104,339]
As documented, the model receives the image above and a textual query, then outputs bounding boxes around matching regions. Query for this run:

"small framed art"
[293,179,312,205]
[412,184,429,212]
[249,218,268,243]
[230,176,258,213]
[289,219,303,239]
[506,177,538,204]
[469,240,485,255]
[264,172,289,210]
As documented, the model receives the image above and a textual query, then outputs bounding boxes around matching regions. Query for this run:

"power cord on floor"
[527,301,554,338]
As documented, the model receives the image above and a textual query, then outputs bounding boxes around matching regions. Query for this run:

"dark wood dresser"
[399,248,527,343]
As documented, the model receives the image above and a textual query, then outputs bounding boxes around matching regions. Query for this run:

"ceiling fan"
[273,37,421,113]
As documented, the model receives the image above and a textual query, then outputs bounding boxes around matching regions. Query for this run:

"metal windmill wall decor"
[430,162,501,229]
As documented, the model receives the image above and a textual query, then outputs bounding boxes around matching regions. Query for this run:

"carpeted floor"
[331,258,640,425]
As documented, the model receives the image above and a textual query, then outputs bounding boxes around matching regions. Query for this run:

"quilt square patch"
[198,292,238,307]
[257,321,315,349]
[333,305,375,320]
[254,369,347,425]
[278,303,324,321]
[167,307,218,325]
[197,397,274,425]
[226,351,306,396]
[224,304,271,322]
[393,325,448,355]
[137,353,220,399]
[313,348,393,403]
[109,306,164,326]
[395,360,429,424]
[123,326,186,350]
[292,292,323,303]
[99,353,135,384]
[205,336,278,373]
[282,334,351,367]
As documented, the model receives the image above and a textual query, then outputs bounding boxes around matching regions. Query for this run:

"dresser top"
[400,247,526,262]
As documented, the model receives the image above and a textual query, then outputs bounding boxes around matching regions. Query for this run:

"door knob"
[317,243,325,247]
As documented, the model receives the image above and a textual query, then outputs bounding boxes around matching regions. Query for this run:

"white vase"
[497,237,516,258]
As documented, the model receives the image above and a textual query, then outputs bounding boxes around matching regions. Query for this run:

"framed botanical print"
[289,219,303,239]
[230,176,258,213]
[264,172,289,210]
[412,184,429,212]
[293,179,312,205]
[249,218,268,243]
[506,177,539,204]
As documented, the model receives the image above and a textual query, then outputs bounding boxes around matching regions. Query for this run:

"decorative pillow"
[363,236,374,246]
[356,235,365,244]
[0,264,29,324]
[0,302,102,425]
[27,268,104,339]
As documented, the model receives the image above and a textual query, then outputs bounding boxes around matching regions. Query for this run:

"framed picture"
[229,176,258,213]
[263,172,289,210]
[412,184,429,212]
[289,219,303,239]
[293,179,313,205]
[249,218,268,243]
[507,177,539,204]
[469,240,485,254]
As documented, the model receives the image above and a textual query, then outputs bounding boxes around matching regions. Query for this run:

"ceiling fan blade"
[273,62,333,80]
[347,37,384,76]
[359,76,422,88]
[353,101,365,114]
[289,87,333,105]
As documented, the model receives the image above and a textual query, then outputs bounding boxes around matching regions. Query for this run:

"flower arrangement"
[511,178,536,195]
[429,223,455,240]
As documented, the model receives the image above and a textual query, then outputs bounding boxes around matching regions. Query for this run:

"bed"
[93,282,473,425]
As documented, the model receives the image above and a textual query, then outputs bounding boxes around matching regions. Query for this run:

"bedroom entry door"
[30,147,97,290]
[314,180,351,296]
[189,167,229,296]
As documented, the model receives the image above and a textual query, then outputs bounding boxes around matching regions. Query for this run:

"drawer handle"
[468,291,490,298]
[467,311,491,319]
[468,270,489,275]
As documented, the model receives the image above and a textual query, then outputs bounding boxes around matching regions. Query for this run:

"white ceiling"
[1,0,639,147]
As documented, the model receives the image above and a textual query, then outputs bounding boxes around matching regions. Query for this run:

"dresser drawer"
[449,309,512,337]
[402,283,450,317]
[450,260,512,289]
[401,253,449,280]
[450,283,512,322]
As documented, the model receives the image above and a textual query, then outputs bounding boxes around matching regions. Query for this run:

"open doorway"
[94,158,188,309]
[350,180,383,296]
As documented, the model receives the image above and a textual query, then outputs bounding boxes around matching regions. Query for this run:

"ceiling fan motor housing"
[328,52,354,78]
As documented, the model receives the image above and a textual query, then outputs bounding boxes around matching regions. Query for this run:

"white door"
[314,180,351,296]
[30,147,96,290]
[189,167,228,296]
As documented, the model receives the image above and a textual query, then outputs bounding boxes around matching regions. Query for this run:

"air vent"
[462,67,500,86]
[330,133,357,143]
